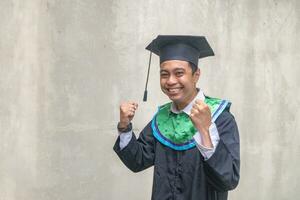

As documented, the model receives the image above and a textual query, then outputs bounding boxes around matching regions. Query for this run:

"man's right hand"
[119,101,138,129]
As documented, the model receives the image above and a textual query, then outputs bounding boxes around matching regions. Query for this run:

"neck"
[174,89,198,111]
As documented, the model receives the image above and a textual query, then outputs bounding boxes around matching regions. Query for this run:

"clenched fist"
[190,100,213,148]
[119,101,138,129]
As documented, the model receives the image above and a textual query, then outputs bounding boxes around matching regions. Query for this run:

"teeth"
[168,88,180,93]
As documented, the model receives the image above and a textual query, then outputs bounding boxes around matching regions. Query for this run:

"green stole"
[151,96,231,151]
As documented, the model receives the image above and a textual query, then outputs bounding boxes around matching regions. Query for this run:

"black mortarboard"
[143,35,214,101]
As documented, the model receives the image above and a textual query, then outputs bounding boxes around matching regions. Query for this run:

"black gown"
[113,110,240,200]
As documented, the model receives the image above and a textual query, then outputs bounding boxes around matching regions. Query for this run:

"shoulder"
[205,95,232,122]
[215,109,239,142]
[208,97,238,134]
[158,102,172,111]
[154,102,172,117]
[216,110,236,125]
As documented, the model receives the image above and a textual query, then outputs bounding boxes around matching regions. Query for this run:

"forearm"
[113,122,155,172]
[193,123,219,160]
[119,131,133,150]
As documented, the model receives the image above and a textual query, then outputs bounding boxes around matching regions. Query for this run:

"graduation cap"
[143,35,214,101]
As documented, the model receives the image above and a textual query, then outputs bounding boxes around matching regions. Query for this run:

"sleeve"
[113,122,156,173]
[203,111,240,192]
[193,122,220,160]
[119,131,133,150]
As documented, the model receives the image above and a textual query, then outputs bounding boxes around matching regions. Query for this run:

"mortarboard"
[143,35,214,101]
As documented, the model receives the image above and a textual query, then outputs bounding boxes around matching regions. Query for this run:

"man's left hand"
[190,100,213,148]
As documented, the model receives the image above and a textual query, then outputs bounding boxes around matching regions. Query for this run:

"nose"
[166,74,177,85]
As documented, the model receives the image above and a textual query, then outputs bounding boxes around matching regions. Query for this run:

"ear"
[193,68,201,83]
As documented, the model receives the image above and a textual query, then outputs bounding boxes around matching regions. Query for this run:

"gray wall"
[0,0,299,199]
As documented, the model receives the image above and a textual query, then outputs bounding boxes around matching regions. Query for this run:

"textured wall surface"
[0,0,299,199]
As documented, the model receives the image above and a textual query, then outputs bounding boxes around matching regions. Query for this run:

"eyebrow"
[173,68,185,71]
[160,67,185,73]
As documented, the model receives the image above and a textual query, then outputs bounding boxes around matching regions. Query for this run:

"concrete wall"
[0,0,299,199]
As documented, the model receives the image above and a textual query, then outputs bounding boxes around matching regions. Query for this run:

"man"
[113,35,240,200]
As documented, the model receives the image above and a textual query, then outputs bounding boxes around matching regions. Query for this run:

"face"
[160,60,200,109]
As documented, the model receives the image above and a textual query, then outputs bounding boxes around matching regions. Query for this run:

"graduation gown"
[113,110,240,200]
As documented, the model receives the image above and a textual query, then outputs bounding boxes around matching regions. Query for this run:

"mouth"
[166,87,183,95]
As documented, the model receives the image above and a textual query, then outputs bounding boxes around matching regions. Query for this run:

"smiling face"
[160,60,200,110]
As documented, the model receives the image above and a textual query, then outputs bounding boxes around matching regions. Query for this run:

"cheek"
[180,78,194,89]
[178,77,189,86]
[160,79,165,88]
[160,78,163,84]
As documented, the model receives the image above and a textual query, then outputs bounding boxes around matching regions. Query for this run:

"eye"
[160,72,169,78]
[175,71,184,77]
[160,71,169,78]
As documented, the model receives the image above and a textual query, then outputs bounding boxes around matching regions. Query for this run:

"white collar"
[170,89,205,115]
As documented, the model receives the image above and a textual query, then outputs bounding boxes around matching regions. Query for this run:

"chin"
[168,95,183,103]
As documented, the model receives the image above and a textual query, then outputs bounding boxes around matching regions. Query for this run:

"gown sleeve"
[203,111,240,192]
[113,122,155,172]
